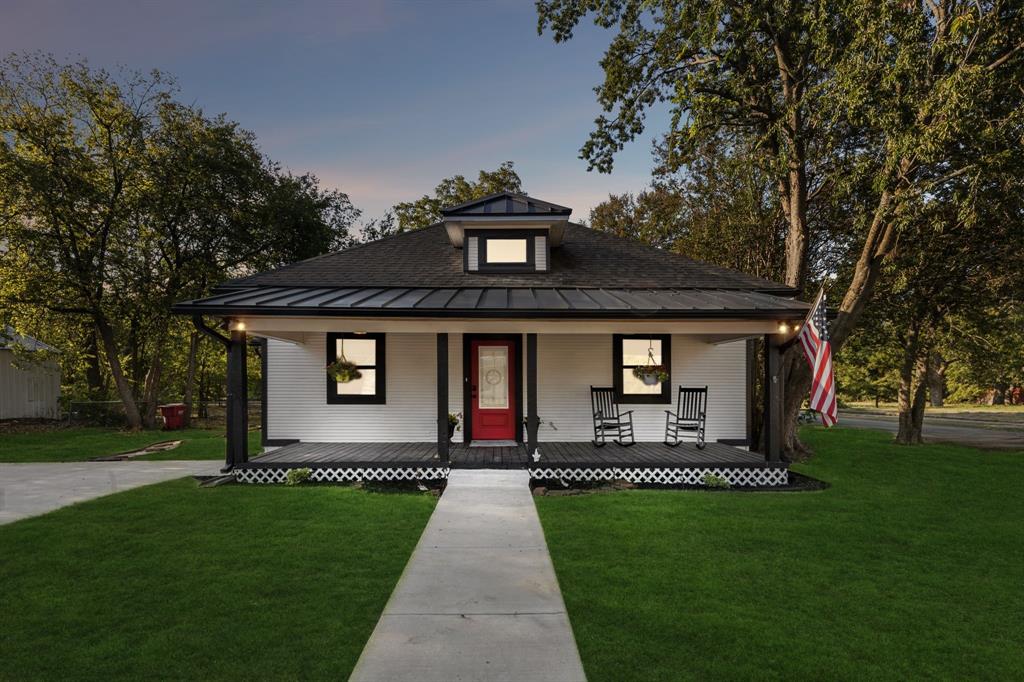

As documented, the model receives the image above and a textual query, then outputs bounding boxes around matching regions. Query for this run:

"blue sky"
[4,0,669,223]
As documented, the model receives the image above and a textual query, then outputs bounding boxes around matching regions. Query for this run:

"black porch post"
[437,333,449,463]
[526,333,539,454]
[226,328,249,471]
[763,334,784,462]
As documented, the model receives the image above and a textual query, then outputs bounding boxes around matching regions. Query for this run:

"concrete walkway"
[350,469,586,682]
[0,461,222,525]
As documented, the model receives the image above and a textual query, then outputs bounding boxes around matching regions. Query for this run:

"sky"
[2,0,670,224]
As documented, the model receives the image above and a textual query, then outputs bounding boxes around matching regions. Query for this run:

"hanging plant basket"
[633,364,670,386]
[326,358,362,383]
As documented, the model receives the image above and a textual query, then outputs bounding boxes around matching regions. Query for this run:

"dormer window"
[465,229,548,273]
[486,238,528,263]
[442,192,569,274]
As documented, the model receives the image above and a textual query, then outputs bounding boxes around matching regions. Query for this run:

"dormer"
[442,192,571,273]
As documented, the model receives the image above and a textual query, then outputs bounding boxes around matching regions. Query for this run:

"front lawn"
[536,428,1024,680]
[0,479,435,679]
[0,426,261,462]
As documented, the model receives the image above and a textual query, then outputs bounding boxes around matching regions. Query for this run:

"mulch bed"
[531,470,828,496]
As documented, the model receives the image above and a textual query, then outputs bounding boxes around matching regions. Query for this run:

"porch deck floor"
[242,440,774,470]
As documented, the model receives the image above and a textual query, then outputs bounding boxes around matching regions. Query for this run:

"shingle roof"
[224,223,794,293]
[172,286,809,318]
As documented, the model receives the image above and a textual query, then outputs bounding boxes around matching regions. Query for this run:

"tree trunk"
[84,327,105,398]
[182,331,200,428]
[197,358,209,419]
[927,351,947,407]
[94,315,142,429]
[141,353,164,429]
[781,353,815,459]
[991,381,1007,405]
[895,321,930,445]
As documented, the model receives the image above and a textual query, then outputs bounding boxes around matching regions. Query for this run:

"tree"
[0,54,358,427]
[391,161,524,232]
[539,0,1024,457]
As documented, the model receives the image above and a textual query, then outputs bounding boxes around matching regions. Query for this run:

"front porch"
[234,440,789,486]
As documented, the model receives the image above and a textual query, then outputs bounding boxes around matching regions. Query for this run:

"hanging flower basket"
[633,364,670,386]
[326,358,362,383]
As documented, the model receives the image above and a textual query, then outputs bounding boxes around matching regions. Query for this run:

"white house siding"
[266,333,465,443]
[266,332,746,445]
[0,351,61,420]
[534,334,747,443]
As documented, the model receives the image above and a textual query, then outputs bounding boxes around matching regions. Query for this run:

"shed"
[0,326,61,420]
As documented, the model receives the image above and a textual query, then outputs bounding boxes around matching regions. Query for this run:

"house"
[173,193,808,486]
[0,326,61,421]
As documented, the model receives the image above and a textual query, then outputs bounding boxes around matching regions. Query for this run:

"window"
[613,334,672,404]
[466,229,547,273]
[326,332,385,404]
[485,238,528,263]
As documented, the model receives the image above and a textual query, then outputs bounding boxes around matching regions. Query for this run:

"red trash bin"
[159,403,187,430]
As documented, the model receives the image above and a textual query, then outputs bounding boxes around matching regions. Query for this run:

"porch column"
[226,327,249,470]
[763,334,784,462]
[437,333,449,463]
[526,333,539,453]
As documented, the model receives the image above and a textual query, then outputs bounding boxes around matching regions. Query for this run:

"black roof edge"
[440,192,572,216]
[169,303,805,320]
[202,283,799,297]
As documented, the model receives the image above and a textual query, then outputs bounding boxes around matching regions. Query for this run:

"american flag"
[797,288,838,427]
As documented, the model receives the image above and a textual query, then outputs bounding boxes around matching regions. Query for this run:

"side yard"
[0,479,436,679]
[0,426,261,462]
[536,428,1024,680]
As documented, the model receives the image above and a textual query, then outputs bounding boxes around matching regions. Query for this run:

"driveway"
[838,411,1024,450]
[0,461,222,525]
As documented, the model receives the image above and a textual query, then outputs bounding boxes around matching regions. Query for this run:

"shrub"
[701,473,730,489]
[285,468,312,486]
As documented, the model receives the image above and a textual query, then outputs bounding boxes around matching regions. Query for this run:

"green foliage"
[631,364,669,384]
[326,357,362,383]
[390,161,523,232]
[0,426,261,462]
[700,473,730,489]
[537,427,1024,679]
[285,467,313,486]
[540,0,1024,450]
[0,54,358,425]
[0,479,435,679]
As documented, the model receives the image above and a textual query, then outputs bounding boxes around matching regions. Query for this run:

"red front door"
[470,340,516,441]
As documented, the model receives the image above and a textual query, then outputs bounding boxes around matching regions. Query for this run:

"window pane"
[486,238,528,263]
[622,339,661,365]
[337,368,377,395]
[337,338,376,366]
[622,369,662,394]
[478,346,509,408]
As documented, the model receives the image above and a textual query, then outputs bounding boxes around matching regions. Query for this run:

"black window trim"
[613,333,672,404]
[465,228,546,273]
[326,332,386,405]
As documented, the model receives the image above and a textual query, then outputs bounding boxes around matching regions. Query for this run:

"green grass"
[0,478,435,680]
[536,428,1024,681]
[0,426,261,462]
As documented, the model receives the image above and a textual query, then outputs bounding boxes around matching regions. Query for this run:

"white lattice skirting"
[235,466,451,485]
[528,466,789,487]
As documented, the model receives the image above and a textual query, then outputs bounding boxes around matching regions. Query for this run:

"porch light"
[230,320,246,331]
[353,330,367,335]
[777,321,790,334]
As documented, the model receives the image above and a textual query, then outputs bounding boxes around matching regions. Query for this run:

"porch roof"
[171,285,810,319]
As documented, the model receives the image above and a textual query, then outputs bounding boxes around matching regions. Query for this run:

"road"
[838,411,1024,450]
